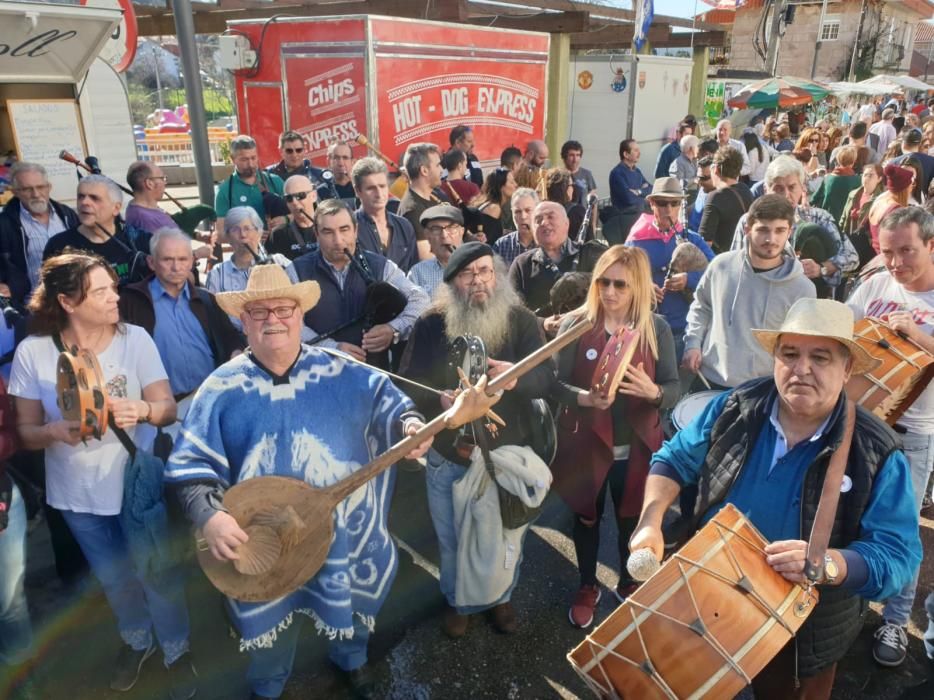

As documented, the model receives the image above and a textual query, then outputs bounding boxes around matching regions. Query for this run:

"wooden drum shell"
[568,504,816,699]
[845,318,934,426]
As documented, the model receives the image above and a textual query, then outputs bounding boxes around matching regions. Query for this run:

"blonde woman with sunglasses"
[550,245,680,629]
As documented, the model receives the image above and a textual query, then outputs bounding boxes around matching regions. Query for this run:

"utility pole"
[810,0,831,79]
[848,0,868,82]
[765,0,788,77]
[170,0,215,208]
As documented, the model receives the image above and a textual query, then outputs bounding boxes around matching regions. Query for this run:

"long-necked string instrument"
[59,150,216,237]
[196,316,593,601]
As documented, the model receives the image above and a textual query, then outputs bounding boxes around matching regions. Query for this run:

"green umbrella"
[727,76,830,109]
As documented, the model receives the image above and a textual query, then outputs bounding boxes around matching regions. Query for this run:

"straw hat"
[646,177,686,201]
[752,299,880,375]
[215,264,320,318]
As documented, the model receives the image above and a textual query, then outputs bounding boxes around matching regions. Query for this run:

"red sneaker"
[614,581,639,604]
[569,584,602,628]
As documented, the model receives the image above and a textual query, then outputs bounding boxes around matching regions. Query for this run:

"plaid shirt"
[492,230,536,266]
[406,258,445,299]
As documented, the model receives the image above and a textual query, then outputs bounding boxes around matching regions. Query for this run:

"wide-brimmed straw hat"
[645,177,686,201]
[752,299,880,375]
[216,264,320,318]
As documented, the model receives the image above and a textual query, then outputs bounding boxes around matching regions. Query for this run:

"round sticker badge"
[840,475,853,493]
[585,348,598,361]
[240,195,248,202]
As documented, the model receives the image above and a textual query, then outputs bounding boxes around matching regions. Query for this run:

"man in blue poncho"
[165,264,433,700]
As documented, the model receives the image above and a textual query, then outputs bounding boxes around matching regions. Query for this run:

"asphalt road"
[5,461,933,700]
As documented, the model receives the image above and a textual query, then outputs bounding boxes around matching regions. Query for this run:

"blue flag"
[634,0,654,52]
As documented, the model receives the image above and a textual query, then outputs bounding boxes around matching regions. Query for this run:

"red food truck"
[223,15,550,170]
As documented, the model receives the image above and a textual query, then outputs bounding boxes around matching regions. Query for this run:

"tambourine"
[590,328,640,398]
[56,346,109,439]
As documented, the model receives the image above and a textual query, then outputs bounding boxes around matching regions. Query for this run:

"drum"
[568,503,817,699]
[671,390,723,432]
[846,317,934,425]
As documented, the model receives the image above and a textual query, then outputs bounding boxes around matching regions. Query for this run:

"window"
[820,20,840,41]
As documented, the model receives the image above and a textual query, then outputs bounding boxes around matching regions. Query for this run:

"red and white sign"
[230,15,549,169]
[80,0,137,72]
[284,57,367,160]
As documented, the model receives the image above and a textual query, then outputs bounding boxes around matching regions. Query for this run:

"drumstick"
[354,134,399,170]
[696,373,712,390]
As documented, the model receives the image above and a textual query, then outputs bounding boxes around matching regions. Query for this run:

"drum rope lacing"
[577,517,815,699]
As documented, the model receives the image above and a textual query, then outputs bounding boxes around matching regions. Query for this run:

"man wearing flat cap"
[406,204,465,298]
[631,298,921,700]
[165,264,435,699]
[400,241,553,639]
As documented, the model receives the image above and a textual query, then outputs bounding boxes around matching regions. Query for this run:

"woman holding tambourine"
[550,245,680,630]
[6,252,193,695]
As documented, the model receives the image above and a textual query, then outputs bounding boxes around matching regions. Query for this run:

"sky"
[593,1,702,21]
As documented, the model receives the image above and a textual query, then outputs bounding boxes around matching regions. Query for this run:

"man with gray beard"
[399,241,553,639]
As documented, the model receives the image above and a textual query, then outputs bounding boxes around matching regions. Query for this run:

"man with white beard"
[0,162,78,308]
[399,241,553,639]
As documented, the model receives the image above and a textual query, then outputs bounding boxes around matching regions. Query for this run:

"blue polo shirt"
[149,278,216,395]
[652,388,921,601]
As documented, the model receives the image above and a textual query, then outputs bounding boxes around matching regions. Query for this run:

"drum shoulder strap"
[804,399,856,583]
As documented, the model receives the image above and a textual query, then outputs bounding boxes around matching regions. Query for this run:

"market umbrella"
[727,76,830,109]
[859,74,934,92]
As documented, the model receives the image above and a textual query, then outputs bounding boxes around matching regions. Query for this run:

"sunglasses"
[596,277,628,290]
[284,191,313,202]
[283,147,304,154]
[698,175,712,182]
[653,200,680,208]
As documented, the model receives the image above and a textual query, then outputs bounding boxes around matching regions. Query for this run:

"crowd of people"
[0,104,931,700]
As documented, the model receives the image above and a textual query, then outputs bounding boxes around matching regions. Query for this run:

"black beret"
[443,241,494,282]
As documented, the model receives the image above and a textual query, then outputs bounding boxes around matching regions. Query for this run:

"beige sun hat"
[752,298,881,375]
[645,176,686,201]
[215,264,320,318]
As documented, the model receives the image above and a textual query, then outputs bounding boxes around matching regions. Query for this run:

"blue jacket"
[609,162,651,211]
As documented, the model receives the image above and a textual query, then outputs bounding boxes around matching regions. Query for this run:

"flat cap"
[443,241,494,282]
[420,203,464,226]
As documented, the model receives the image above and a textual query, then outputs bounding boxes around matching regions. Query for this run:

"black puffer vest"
[694,377,899,676]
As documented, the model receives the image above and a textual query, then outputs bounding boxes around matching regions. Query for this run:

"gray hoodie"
[683,249,816,387]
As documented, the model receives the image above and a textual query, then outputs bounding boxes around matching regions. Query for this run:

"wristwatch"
[823,553,839,585]
[392,330,401,345]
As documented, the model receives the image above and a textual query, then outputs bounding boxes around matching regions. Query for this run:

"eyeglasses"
[596,277,628,290]
[284,191,314,203]
[244,304,299,321]
[426,222,462,235]
[456,267,494,283]
[147,175,168,183]
[653,200,680,208]
[228,225,259,235]
[283,147,304,154]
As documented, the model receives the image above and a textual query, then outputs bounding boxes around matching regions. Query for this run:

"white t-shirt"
[8,325,168,515]
[847,271,934,434]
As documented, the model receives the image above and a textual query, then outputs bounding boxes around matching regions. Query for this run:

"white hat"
[752,298,880,375]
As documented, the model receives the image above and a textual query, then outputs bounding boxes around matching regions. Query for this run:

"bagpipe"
[59,150,215,238]
[308,247,407,368]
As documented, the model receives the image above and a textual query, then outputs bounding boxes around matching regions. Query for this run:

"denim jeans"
[61,510,190,664]
[424,448,524,615]
[883,430,934,626]
[245,614,370,698]
[0,483,33,666]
